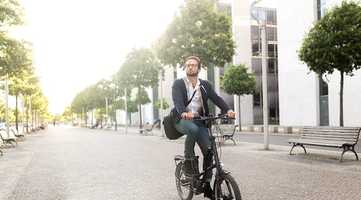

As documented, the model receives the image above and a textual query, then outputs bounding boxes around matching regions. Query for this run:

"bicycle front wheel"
[175,162,194,200]
[214,173,242,200]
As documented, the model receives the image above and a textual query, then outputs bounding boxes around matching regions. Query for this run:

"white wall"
[277,0,320,126]
[328,71,361,127]
[232,0,254,125]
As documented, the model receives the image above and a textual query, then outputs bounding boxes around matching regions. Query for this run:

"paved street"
[1,126,361,200]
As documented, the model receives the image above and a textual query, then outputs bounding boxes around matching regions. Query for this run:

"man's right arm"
[172,80,187,117]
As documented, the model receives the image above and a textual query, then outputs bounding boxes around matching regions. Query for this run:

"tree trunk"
[138,86,143,133]
[129,112,132,125]
[139,104,143,132]
[339,71,344,127]
[26,98,29,133]
[173,66,177,80]
[238,95,241,130]
[115,116,117,131]
[15,94,19,132]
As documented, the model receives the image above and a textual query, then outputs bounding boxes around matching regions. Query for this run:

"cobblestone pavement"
[0,126,360,200]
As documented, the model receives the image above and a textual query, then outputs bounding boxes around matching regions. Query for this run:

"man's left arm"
[204,82,231,114]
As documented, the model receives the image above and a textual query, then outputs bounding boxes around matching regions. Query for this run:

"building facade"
[233,0,361,127]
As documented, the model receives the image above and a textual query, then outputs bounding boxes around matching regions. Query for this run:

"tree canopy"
[155,0,234,68]
[222,64,256,96]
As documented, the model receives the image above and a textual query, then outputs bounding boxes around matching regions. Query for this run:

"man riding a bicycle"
[171,55,236,199]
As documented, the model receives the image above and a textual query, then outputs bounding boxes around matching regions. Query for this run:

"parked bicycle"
[174,114,242,200]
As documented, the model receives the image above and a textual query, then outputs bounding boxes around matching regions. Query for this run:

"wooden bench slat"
[302,130,359,134]
[303,127,360,130]
[301,132,358,136]
[300,138,356,143]
[301,134,358,140]
[289,139,346,147]
[295,138,355,144]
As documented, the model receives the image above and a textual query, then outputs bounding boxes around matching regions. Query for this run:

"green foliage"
[61,107,73,122]
[221,64,256,96]
[0,0,23,26]
[299,1,361,75]
[0,36,31,78]
[155,0,235,68]
[118,48,160,88]
[0,99,4,121]
[135,87,151,105]
[154,98,170,110]
[126,100,138,113]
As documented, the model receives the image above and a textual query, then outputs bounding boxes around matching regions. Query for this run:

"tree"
[0,36,31,77]
[61,106,73,123]
[222,64,256,129]
[299,1,361,126]
[154,98,170,110]
[117,48,160,131]
[155,0,235,74]
[7,57,33,131]
[0,0,23,27]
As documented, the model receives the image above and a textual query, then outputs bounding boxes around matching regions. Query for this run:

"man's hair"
[184,56,202,69]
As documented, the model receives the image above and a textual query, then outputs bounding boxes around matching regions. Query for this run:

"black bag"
[163,88,197,140]
[163,111,183,140]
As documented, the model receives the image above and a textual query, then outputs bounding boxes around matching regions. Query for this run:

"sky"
[12,0,185,114]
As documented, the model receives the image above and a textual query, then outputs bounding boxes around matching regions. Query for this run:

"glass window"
[266,27,277,41]
[268,43,277,58]
[252,40,261,56]
[252,58,262,74]
[253,91,261,106]
[266,9,277,25]
[251,26,260,40]
[268,58,277,73]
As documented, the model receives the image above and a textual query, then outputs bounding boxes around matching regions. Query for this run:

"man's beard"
[186,71,198,77]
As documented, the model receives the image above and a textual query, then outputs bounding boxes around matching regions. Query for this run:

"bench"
[141,119,161,135]
[10,128,25,139]
[288,126,361,162]
[0,130,17,148]
[214,124,238,145]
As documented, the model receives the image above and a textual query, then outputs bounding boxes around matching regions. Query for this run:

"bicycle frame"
[174,115,241,200]
[188,115,232,182]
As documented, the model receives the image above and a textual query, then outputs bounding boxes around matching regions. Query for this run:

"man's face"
[185,59,200,77]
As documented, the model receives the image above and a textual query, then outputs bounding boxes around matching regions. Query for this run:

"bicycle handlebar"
[193,114,235,122]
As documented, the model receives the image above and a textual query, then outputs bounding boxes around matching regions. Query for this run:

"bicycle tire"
[214,173,242,200]
[175,162,194,200]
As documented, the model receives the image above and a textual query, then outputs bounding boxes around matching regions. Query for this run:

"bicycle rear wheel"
[214,173,242,200]
[175,162,194,200]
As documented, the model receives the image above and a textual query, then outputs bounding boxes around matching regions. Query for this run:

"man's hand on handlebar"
[181,112,200,120]
[227,110,236,119]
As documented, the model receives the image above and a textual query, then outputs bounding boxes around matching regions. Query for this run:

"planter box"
[268,126,278,133]
[278,126,292,134]
[240,126,254,132]
[253,126,264,132]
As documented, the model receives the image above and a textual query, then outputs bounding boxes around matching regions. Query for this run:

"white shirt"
[184,78,203,114]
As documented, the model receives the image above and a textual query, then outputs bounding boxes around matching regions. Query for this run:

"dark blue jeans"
[175,119,213,181]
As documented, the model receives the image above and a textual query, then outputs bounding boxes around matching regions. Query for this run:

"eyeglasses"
[185,63,198,68]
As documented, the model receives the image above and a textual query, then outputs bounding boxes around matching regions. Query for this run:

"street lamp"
[251,0,270,150]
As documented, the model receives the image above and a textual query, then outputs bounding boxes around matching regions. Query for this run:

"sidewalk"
[1,126,361,200]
